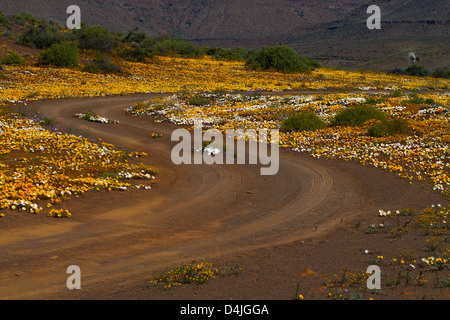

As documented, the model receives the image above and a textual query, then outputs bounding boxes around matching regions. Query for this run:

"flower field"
[0,53,448,218]
[76,111,119,124]
[0,54,448,105]
[126,89,450,198]
[2,13,450,301]
[0,111,157,217]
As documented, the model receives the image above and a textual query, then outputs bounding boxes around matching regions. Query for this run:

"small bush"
[206,47,249,61]
[392,90,403,97]
[18,24,61,49]
[117,46,152,62]
[389,65,431,78]
[405,64,429,77]
[0,13,10,26]
[246,45,319,73]
[187,94,213,106]
[367,121,389,137]
[368,118,411,137]
[406,94,435,105]
[437,277,450,288]
[39,115,56,127]
[388,118,411,134]
[1,52,26,65]
[432,66,450,79]
[150,262,217,289]
[78,25,117,52]
[388,68,406,75]
[123,30,147,43]
[38,42,79,68]
[151,38,204,58]
[281,111,327,132]
[332,105,387,127]
[12,12,39,25]
[82,52,125,74]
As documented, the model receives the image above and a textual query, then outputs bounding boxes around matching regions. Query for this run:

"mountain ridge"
[0,0,448,70]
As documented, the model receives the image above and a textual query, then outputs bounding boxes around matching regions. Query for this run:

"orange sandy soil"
[1,93,448,300]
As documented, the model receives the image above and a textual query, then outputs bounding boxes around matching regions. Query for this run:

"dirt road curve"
[0,94,441,299]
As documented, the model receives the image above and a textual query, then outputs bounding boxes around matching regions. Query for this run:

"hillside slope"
[0,0,448,70]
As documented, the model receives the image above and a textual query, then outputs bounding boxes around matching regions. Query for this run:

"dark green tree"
[18,24,61,49]
[38,42,79,68]
[78,25,116,52]
[245,45,319,73]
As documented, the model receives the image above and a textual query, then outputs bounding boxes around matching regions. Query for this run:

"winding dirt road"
[0,93,442,299]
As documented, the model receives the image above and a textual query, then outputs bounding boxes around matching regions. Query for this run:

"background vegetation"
[1,11,447,79]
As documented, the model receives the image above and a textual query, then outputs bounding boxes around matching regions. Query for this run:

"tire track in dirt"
[0,93,374,299]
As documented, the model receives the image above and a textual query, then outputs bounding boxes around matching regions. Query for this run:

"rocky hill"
[0,0,448,70]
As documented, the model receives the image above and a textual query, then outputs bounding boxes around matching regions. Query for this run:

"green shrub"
[389,65,431,78]
[82,52,125,74]
[1,52,26,65]
[118,46,152,62]
[12,12,39,24]
[187,94,213,106]
[384,118,411,135]
[150,262,218,288]
[367,121,389,137]
[437,277,450,288]
[246,45,319,73]
[0,30,13,39]
[392,90,403,97]
[367,118,411,137]
[38,42,79,68]
[136,36,246,61]
[405,64,429,77]
[123,30,147,43]
[150,38,204,58]
[388,68,406,75]
[18,24,61,49]
[332,105,387,127]
[281,111,327,132]
[39,115,56,127]
[206,47,249,61]
[432,66,450,79]
[0,13,10,26]
[78,25,116,52]
[80,62,101,73]
[406,94,435,105]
